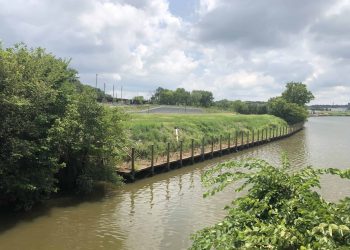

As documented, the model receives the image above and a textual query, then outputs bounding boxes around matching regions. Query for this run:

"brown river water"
[1,116,350,250]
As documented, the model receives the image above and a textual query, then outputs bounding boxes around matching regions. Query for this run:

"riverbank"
[309,111,350,117]
[121,122,303,181]
[120,113,288,176]
[128,113,286,145]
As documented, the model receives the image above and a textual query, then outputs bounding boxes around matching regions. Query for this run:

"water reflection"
[1,117,350,250]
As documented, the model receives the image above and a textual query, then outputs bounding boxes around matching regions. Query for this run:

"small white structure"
[175,128,179,142]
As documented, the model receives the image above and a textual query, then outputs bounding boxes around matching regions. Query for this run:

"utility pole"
[104,82,106,94]
[115,81,118,100]
[95,73,98,89]
[112,85,115,103]
[121,85,123,101]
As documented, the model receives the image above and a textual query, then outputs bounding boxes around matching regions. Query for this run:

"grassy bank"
[124,113,287,167]
[310,111,350,117]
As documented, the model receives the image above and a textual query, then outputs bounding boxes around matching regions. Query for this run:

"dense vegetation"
[267,82,313,124]
[191,156,350,249]
[128,113,286,164]
[0,44,126,210]
[150,87,214,107]
[214,100,268,114]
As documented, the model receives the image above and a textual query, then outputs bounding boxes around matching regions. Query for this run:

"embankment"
[120,113,294,180]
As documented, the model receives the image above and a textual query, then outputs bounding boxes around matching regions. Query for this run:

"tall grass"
[124,113,287,166]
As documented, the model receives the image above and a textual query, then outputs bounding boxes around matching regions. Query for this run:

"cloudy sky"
[1,0,350,104]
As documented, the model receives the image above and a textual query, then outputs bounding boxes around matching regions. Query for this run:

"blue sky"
[1,0,350,104]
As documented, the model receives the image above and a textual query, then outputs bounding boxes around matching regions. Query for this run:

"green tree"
[191,90,214,107]
[267,82,313,124]
[282,82,314,106]
[191,157,350,249]
[48,88,126,193]
[267,97,308,124]
[0,44,126,210]
[132,96,145,104]
[174,88,190,105]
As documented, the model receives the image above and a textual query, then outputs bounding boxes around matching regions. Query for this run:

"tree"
[132,96,145,104]
[174,88,190,105]
[191,157,350,249]
[191,90,214,107]
[48,88,126,193]
[150,87,214,107]
[150,87,164,104]
[267,82,313,124]
[0,44,126,210]
[267,97,308,124]
[282,82,314,106]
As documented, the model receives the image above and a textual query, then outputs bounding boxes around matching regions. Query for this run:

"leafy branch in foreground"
[190,156,350,249]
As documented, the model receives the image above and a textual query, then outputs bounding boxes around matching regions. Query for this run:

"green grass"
[125,113,287,161]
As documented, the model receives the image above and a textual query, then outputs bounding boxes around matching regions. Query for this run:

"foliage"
[150,87,214,107]
[282,82,314,106]
[267,82,313,124]
[190,157,350,249]
[214,100,268,114]
[267,97,308,124]
[132,95,145,104]
[73,80,113,102]
[0,43,126,210]
[48,89,127,192]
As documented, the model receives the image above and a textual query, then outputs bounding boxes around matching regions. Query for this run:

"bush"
[268,97,308,124]
[191,156,350,249]
[0,44,126,210]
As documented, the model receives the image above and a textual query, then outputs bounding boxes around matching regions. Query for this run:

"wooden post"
[257,129,260,143]
[219,135,222,155]
[265,128,268,141]
[279,127,282,137]
[252,130,255,145]
[247,131,250,147]
[151,144,154,175]
[228,134,231,150]
[191,139,194,164]
[235,131,238,150]
[211,137,214,158]
[166,142,170,171]
[201,137,205,161]
[179,140,183,167]
[241,131,244,147]
[131,147,135,181]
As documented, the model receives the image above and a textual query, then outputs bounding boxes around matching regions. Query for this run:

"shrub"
[190,156,350,249]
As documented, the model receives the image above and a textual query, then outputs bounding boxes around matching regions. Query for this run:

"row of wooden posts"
[127,123,304,180]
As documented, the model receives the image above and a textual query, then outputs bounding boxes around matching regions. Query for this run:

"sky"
[1,0,350,104]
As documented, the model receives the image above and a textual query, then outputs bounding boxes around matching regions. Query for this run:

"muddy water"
[1,117,350,250]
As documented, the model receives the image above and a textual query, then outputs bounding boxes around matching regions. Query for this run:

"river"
[1,117,350,250]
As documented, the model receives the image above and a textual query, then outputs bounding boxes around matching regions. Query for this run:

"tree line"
[150,87,214,107]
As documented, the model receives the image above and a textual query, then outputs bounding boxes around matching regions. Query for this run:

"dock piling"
[191,139,194,164]
[167,142,170,171]
[179,140,183,167]
[131,147,135,181]
[151,145,154,175]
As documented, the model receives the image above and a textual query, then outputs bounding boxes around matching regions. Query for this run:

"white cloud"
[0,0,350,103]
